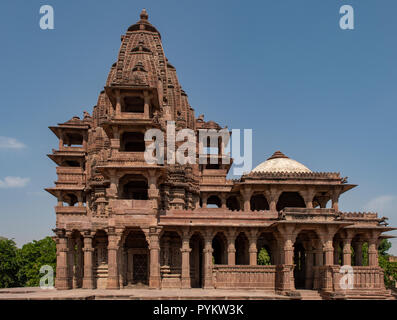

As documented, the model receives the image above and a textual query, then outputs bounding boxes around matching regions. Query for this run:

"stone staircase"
[296,290,323,300]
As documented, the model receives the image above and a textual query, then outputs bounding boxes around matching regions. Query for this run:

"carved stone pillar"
[248,230,258,266]
[265,188,281,212]
[115,89,121,116]
[368,238,378,267]
[319,226,338,266]
[107,229,121,289]
[147,170,160,210]
[108,170,119,199]
[180,231,191,288]
[203,232,214,289]
[143,91,150,118]
[331,188,341,212]
[226,229,237,265]
[314,240,324,266]
[342,237,352,266]
[201,194,208,208]
[220,194,227,209]
[301,187,315,209]
[82,231,94,289]
[323,238,334,266]
[240,188,252,212]
[55,229,71,290]
[149,228,161,289]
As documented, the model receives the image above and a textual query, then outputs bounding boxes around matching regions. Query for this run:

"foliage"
[0,236,56,288]
[376,239,397,288]
[257,247,271,265]
[17,237,56,287]
[0,239,21,288]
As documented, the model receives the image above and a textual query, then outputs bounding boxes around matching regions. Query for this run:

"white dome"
[252,151,312,173]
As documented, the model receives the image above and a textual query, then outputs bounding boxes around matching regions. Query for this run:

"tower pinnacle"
[140,8,149,20]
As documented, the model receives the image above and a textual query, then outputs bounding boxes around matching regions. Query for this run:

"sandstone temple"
[46,10,395,299]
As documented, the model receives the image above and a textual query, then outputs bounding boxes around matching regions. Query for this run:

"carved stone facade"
[46,10,395,299]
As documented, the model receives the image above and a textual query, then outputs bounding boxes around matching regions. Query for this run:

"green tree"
[0,238,21,288]
[257,247,271,265]
[17,236,56,287]
[360,239,397,288]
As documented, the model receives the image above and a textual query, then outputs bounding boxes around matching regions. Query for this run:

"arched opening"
[119,174,148,200]
[294,241,306,289]
[63,132,83,147]
[93,230,108,289]
[250,194,269,211]
[235,232,249,265]
[351,234,365,266]
[121,132,145,152]
[293,230,320,290]
[190,233,204,288]
[257,232,276,265]
[160,231,182,274]
[333,237,343,265]
[226,196,240,211]
[277,192,306,211]
[62,160,81,167]
[212,232,227,264]
[123,229,149,286]
[207,195,221,208]
[123,96,144,113]
[63,193,78,206]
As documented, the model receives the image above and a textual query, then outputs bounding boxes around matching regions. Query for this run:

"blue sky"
[0,1,396,254]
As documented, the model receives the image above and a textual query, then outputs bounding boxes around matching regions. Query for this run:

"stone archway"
[235,232,249,265]
[293,230,320,290]
[123,228,149,287]
[212,232,227,264]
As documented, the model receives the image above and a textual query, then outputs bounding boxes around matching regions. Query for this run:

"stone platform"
[0,287,292,300]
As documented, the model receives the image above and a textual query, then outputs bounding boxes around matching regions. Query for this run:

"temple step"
[296,290,323,300]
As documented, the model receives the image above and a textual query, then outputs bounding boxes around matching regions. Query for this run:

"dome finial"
[140,8,149,20]
[267,150,289,160]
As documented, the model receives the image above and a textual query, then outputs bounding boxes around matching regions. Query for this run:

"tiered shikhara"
[46,10,394,299]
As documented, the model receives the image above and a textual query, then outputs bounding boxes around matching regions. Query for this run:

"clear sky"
[0,1,396,254]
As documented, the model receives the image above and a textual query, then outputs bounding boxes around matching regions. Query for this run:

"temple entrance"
[123,229,149,286]
[190,233,204,288]
[133,254,148,283]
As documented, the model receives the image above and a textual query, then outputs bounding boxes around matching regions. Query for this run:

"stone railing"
[55,206,87,215]
[280,208,337,222]
[213,265,276,290]
[59,146,86,153]
[56,167,85,185]
[313,265,386,293]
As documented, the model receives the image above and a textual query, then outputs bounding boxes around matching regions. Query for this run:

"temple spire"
[140,8,149,20]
